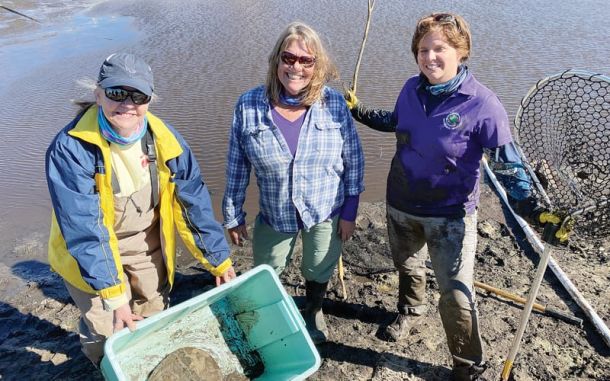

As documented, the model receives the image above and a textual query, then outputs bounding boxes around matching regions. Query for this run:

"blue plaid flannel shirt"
[223,85,365,233]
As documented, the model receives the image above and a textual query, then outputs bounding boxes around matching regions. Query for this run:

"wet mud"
[1,182,609,380]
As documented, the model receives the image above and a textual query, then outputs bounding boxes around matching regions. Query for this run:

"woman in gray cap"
[45,52,236,365]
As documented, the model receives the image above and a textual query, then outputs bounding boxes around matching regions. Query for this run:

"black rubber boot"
[303,281,329,344]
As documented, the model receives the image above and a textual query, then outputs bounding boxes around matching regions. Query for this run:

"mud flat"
[1,183,609,380]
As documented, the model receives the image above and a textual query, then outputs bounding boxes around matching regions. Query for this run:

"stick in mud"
[0,5,41,23]
[350,0,375,94]
[423,261,582,327]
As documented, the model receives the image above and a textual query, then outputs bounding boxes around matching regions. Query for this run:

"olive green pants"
[252,214,342,283]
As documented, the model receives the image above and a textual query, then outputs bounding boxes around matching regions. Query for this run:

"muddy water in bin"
[116,298,263,380]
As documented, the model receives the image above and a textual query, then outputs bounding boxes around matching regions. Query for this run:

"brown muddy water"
[0,0,609,266]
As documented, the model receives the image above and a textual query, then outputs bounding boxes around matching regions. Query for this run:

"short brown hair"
[411,13,472,63]
[266,22,338,106]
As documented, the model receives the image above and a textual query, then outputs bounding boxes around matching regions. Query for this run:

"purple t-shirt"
[271,107,305,156]
[389,72,512,217]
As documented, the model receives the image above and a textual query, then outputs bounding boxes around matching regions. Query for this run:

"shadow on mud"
[2,260,222,380]
[0,301,99,380]
[1,260,98,380]
[11,260,71,302]
[317,341,452,380]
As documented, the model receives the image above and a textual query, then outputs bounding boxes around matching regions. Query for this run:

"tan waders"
[68,182,167,365]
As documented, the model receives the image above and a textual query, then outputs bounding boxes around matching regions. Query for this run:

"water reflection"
[0,0,608,263]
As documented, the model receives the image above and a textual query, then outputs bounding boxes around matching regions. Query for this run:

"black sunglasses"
[280,51,316,68]
[104,87,151,105]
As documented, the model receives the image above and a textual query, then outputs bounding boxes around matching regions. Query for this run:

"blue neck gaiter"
[279,91,303,107]
[98,107,147,145]
[423,65,469,96]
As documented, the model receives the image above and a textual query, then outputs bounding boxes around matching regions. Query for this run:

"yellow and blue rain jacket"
[46,106,232,299]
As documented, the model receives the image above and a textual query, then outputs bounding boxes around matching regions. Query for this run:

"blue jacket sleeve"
[491,142,546,222]
[46,130,121,291]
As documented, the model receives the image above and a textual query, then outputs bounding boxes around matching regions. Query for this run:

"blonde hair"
[266,22,338,106]
[411,13,472,63]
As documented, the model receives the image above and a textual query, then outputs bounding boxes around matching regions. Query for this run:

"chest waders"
[110,127,160,209]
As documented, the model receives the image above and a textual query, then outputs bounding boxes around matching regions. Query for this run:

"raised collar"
[68,105,183,161]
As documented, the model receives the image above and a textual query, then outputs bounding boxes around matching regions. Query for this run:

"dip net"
[514,70,610,239]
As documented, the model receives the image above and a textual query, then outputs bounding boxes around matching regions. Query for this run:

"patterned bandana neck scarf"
[98,107,147,145]
[278,91,303,107]
[424,65,469,96]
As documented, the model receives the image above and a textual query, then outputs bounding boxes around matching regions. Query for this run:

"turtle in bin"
[148,347,249,381]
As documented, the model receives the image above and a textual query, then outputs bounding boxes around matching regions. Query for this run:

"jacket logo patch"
[443,112,462,129]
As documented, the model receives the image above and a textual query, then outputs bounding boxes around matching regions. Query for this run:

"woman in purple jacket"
[345,13,538,380]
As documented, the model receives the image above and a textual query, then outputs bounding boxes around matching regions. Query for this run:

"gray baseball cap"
[97,53,154,96]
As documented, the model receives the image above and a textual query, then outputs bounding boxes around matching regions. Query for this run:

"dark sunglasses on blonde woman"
[280,51,316,68]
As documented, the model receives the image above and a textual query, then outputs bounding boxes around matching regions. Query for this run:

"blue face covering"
[424,65,469,96]
[98,107,147,145]
[278,90,303,106]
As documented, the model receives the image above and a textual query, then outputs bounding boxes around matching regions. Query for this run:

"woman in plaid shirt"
[222,22,365,344]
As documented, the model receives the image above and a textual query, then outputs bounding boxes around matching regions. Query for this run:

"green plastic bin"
[100,265,320,380]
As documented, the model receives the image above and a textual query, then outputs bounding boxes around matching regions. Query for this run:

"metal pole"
[0,5,41,23]
[500,239,554,380]
[338,256,347,299]
[338,0,376,300]
[424,260,582,326]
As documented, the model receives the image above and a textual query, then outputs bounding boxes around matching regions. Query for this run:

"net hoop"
[514,69,610,239]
